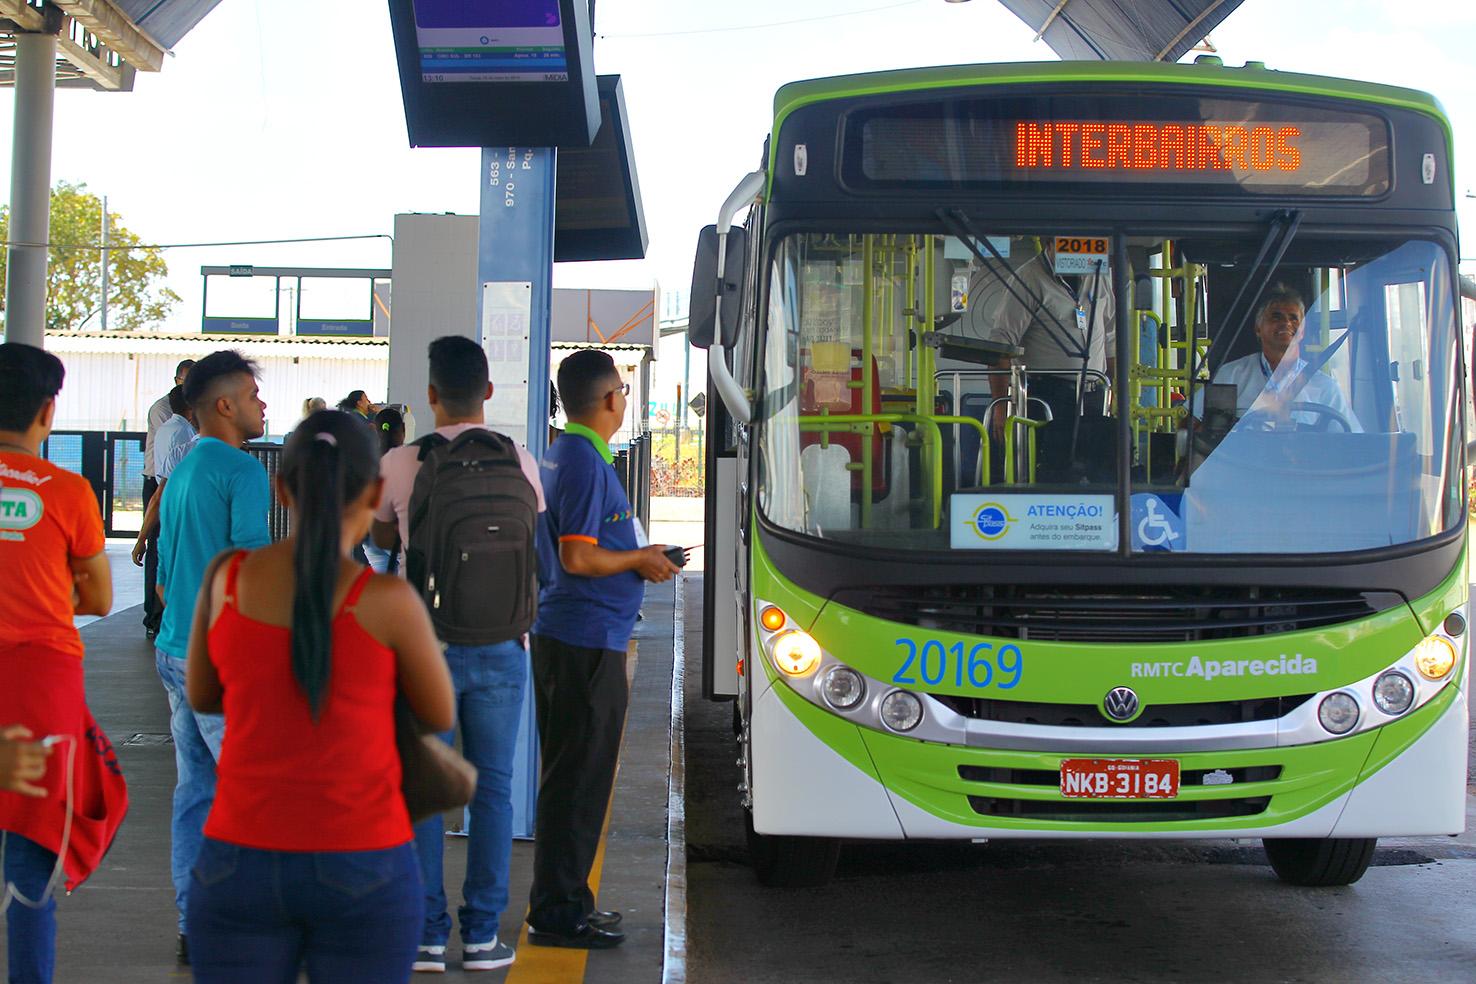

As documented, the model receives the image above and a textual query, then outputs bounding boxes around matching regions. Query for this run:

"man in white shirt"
[1207,285,1362,433]
[964,238,1115,478]
[139,359,193,637]
[132,386,199,568]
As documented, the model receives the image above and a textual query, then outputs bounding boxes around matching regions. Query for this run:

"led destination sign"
[1015,121,1304,173]
[846,93,1393,197]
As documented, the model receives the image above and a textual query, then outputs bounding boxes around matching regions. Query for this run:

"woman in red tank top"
[181,410,453,983]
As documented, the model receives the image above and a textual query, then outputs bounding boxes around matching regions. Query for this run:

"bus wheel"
[744,807,840,887]
[1263,837,1377,886]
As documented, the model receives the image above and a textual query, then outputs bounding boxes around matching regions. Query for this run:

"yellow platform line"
[505,645,637,984]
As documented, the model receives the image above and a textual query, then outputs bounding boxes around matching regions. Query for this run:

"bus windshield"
[755,231,1462,555]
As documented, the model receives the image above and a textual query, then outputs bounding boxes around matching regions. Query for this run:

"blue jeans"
[188,838,422,983]
[155,649,225,934]
[412,640,527,946]
[3,832,57,984]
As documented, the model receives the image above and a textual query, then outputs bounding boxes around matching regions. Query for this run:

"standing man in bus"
[154,350,270,966]
[525,350,680,950]
[965,237,1114,478]
[141,359,194,638]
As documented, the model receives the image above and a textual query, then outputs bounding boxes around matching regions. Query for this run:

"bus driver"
[1207,284,1362,432]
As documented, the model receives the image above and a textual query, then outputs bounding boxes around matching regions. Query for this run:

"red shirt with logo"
[0,451,105,660]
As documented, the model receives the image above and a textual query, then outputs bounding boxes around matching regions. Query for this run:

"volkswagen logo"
[1103,686,1140,722]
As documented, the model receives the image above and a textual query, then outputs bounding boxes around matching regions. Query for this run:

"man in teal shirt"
[154,350,270,965]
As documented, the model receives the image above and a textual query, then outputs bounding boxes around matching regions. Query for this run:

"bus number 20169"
[892,640,1023,689]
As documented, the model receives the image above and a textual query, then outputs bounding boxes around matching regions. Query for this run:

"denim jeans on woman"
[187,838,422,983]
[3,831,57,984]
[154,649,224,935]
[412,640,527,947]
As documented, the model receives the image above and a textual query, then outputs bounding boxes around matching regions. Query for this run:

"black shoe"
[527,923,625,949]
[176,933,189,966]
[587,909,622,929]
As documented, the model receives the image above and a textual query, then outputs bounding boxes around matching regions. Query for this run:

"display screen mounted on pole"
[388,0,599,148]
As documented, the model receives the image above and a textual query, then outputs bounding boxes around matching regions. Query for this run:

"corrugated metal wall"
[45,335,389,439]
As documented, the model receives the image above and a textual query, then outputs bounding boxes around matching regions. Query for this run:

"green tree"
[0,181,180,332]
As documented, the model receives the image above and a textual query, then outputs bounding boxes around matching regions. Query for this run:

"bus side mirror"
[689,224,747,350]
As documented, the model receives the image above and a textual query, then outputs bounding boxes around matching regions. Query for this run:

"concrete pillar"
[4,32,57,347]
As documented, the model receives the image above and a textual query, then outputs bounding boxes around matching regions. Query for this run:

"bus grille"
[967,796,1271,821]
[831,584,1395,642]
[961,763,1278,822]
[930,693,1314,728]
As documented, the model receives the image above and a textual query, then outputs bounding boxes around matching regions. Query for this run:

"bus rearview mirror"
[689,224,747,350]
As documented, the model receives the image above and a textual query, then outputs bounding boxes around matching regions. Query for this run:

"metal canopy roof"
[112,0,222,48]
[0,0,223,90]
[998,0,1243,62]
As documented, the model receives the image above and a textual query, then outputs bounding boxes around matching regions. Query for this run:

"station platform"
[2,545,690,983]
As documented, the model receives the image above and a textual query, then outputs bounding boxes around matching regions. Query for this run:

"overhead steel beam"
[1,0,162,91]
[52,0,165,71]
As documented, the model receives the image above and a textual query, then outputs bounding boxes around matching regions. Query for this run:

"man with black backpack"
[371,335,544,974]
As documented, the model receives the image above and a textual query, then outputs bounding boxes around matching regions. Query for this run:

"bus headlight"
[880,690,923,732]
[1372,671,1415,716]
[821,666,866,710]
[1413,635,1457,681]
[1318,692,1360,735]
[771,630,821,677]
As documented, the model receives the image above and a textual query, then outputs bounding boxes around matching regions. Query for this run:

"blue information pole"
[477,146,556,837]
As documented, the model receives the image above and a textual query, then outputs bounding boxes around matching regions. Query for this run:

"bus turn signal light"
[759,606,787,632]
[1414,635,1457,680]
[771,630,821,677]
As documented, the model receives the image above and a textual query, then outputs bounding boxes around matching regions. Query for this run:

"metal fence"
[612,432,653,533]
[40,430,146,538]
[37,430,293,542]
[647,424,706,497]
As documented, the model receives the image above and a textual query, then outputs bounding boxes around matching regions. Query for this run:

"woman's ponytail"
[280,410,378,720]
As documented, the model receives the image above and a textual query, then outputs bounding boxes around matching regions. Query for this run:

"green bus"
[689,60,1468,888]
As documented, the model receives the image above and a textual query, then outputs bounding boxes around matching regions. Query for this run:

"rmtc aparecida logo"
[1131,654,1319,680]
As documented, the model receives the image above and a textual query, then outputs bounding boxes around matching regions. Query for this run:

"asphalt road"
[681,577,1476,984]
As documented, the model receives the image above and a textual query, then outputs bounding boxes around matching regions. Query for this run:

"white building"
[44,331,388,438]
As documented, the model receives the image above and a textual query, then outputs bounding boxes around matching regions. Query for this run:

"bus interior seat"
[800,442,853,533]
[799,351,888,495]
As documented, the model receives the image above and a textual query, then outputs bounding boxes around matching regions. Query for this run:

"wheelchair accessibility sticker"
[1131,493,1185,551]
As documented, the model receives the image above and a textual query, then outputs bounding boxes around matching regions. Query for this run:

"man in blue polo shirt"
[154,349,270,965]
[526,349,679,950]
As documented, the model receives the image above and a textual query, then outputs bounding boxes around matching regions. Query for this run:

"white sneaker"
[464,937,516,971]
[412,945,446,973]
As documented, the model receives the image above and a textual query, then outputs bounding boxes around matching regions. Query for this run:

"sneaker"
[412,945,446,973]
[463,937,516,971]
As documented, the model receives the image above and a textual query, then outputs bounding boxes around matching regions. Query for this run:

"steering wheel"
[1235,402,1353,433]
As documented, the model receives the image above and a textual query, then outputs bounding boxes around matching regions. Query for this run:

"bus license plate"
[1060,759,1179,799]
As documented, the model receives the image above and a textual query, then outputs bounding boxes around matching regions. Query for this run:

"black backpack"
[405,429,539,645]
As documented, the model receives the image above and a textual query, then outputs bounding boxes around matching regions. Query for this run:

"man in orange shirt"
[0,343,126,984]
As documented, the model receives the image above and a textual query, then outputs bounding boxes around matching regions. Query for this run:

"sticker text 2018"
[891,639,1023,689]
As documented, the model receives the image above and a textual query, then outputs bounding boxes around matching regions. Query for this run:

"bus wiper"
[938,209,1085,363]
[1194,209,1303,380]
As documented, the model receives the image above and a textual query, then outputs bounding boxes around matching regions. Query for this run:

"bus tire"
[1262,837,1377,886]
[744,807,840,887]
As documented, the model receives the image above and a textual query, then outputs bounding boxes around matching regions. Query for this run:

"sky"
[1,0,1474,338]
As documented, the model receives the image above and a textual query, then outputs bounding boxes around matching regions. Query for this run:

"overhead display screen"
[844,93,1392,197]
[413,0,568,83]
[388,0,598,147]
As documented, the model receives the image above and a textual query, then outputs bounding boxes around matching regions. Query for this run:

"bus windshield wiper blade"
[1196,209,1303,378]
[938,208,1085,362]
